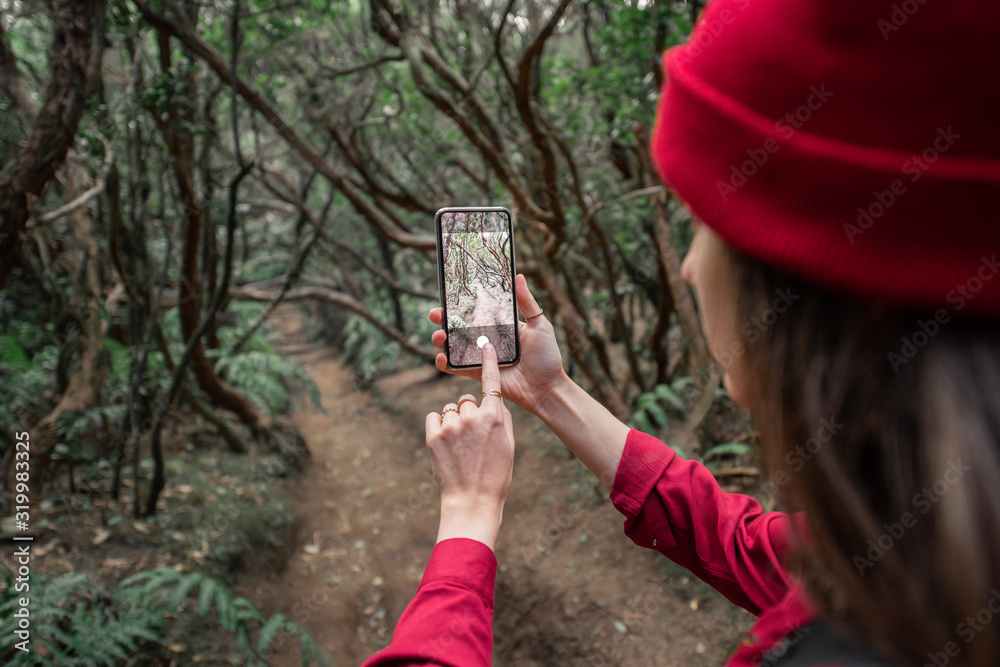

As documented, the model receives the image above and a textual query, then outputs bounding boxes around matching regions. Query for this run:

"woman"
[363,0,1000,664]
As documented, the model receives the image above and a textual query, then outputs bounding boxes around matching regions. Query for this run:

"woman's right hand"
[429,273,566,417]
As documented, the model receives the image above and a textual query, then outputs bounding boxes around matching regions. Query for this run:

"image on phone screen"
[436,207,519,368]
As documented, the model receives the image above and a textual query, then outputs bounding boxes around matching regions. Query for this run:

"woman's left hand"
[425,342,516,551]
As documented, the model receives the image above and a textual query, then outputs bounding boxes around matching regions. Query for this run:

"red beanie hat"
[651,0,1000,316]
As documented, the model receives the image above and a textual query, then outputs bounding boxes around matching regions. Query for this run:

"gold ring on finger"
[489,390,502,398]
[443,407,458,415]
[457,398,477,411]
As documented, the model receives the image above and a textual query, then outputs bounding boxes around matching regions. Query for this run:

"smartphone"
[435,206,520,369]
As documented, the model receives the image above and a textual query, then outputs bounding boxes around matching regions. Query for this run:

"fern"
[630,377,702,459]
[0,563,330,665]
[103,339,131,389]
[703,442,752,460]
[653,383,686,412]
[201,307,322,417]
[119,566,331,666]
[0,565,164,666]
[341,301,409,383]
[256,613,288,655]
[211,348,321,417]
[0,341,58,433]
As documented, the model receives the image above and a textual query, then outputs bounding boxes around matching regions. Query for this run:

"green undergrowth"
[0,561,329,666]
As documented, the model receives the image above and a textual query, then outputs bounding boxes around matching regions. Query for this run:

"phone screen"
[436,207,519,368]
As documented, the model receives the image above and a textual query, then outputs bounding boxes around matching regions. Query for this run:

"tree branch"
[34,149,115,224]
[136,2,435,251]
[230,282,435,360]
[258,165,436,301]
[321,51,404,78]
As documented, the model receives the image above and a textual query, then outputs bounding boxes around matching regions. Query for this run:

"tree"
[0,0,711,514]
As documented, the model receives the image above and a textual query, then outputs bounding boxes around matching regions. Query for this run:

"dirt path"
[239,304,754,666]
[467,282,513,328]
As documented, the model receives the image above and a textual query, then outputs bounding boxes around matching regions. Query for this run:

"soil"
[466,283,515,329]
[448,283,518,367]
[236,305,757,666]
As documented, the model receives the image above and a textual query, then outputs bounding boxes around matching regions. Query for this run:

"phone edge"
[435,206,520,370]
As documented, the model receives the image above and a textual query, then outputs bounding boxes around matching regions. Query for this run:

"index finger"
[480,342,502,405]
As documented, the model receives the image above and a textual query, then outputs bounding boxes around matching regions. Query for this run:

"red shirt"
[362,428,815,666]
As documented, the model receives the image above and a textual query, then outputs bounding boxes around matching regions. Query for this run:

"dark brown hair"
[729,248,1000,666]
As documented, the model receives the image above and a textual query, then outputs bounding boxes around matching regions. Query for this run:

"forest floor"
[238,304,757,666]
[466,282,515,328]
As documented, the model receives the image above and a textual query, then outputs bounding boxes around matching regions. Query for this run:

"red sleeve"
[360,537,496,667]
[610,428,795,615]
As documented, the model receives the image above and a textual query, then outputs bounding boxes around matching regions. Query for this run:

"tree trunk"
[5,1,108,486]
[634,123,711,380]
[155,26,268,434]
[32,162,110,486]
[0,0,106,289]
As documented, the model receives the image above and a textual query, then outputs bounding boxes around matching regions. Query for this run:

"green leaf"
[0,335,30,371]
[197,578,216,617]
[671,376,695,393]
[703,442,751,460]
[643,401,670,429]
[653,383,686,412]
[257,613,288,654]
[236,624,251,653]
[215,586,236,631]
[171,572,202,611]
[633,411,653,434]
[120,566,176,589]
[234,596,265,624]
[297,628,326,667]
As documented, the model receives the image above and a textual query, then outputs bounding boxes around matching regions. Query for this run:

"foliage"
[631,375,755,468]
[341,312,403,385]
[339,287,439,384]
[0,298,61,435]
[631,380,687,432]
[0,0,746,660]
[0,337,58,434]
[0,566,163,666]
[118,566,330,666]
[0,561,330,666]
[211,344,322,418]
[1,0,708,408]
[703,442,752,460]
[212,302,323,415]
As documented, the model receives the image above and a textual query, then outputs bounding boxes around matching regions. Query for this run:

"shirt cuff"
[423,537,498,611]
[610,428,677,520]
